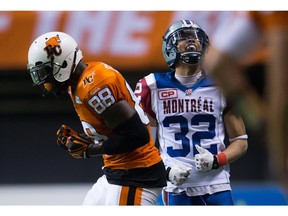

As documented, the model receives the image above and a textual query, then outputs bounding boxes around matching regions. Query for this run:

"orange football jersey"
[68,61,162,169]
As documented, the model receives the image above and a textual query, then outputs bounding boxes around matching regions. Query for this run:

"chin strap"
[179,52,201,65]
[70,48,78,75]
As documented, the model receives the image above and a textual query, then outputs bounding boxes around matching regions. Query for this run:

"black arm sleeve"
[102,112,150,155]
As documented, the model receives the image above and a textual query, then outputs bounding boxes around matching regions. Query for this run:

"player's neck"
[69,61,87,90]
[174,70,204,87]
[175,61,201,76]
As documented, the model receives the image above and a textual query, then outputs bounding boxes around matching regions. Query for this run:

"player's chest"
[152,87,224,116]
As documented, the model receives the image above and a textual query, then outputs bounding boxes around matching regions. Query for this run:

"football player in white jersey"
[134,20,248,205]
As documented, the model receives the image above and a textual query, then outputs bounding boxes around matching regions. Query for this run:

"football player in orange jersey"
[27,31,166,205]
[205,11,288,193]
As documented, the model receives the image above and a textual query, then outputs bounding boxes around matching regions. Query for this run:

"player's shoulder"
[84,61,121,81]
[140,71,172,85]
[153,70,173,79]
[75,61,119,95]
[200,71,215,86]
[86,61,119,74]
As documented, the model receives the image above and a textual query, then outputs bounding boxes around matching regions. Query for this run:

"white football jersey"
[135,71,231,191]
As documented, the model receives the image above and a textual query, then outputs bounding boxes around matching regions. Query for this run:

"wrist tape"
[212,153,228,169]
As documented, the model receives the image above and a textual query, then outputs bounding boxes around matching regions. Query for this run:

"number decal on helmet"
[181,19,193,27]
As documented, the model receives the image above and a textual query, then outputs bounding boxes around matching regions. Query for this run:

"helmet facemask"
[162,20,209,69]
[28,59,68,97]
[167,28,208,66]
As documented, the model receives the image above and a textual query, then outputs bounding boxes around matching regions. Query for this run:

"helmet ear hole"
[62,61,67,68]
[35,61,43,66]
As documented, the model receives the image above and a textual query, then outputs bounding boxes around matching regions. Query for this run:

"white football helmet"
[27,31,83,96]
[162,19,209,68]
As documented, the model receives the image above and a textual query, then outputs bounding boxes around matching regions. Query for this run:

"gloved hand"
[56,125,92,159]
[167,166,191,186]
[66,135,91,159]
[195,145,219,171]
[57,125,78,149]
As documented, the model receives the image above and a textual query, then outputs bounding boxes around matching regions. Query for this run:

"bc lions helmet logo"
[44,35,62,59]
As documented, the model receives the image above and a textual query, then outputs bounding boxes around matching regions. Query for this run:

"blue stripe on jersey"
[154,70,215,92]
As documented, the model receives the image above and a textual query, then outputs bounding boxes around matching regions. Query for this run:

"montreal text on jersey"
[163,97,215,114]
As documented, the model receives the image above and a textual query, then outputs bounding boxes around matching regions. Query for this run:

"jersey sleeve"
[134,76,156,119]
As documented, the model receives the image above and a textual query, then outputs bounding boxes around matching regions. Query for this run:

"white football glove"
[167,166,191,186]
[195,145,217,171]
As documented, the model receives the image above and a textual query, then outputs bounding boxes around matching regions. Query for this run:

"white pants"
[83,175,162,205]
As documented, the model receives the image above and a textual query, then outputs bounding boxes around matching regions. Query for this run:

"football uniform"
[68,61,166,205]
[135,71,231,196]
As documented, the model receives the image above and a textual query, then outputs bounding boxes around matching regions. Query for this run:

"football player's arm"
[146,113,158,144]
[222,109,248,164]
[134,76,158,142]
[86,100,150,156]
[195,108,248,171]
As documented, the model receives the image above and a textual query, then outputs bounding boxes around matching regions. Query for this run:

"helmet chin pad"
[179,52,201,65]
